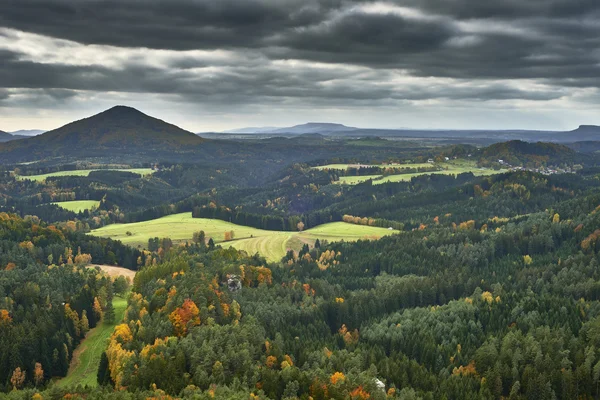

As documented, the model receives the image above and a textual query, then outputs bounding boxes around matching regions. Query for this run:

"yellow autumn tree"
[330,372,346,385]
[106,324,134,389]
[10,367,25,389]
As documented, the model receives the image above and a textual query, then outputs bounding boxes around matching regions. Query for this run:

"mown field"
[90,213,398,261]
[313,162,431,170]
[16,168,154,182]
[334,160,506,185]
[52,200,100,213]
[57,265,134,388]
[56,296,128,388]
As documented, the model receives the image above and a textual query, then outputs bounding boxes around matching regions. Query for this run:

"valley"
[1,106,599,399]
[2,3,598,398]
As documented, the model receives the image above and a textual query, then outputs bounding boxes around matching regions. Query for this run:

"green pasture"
[56,296,128,388]
[313,163,432,170]
[16,168,154,182]
[90,213,399,261]
[52,200,100,213]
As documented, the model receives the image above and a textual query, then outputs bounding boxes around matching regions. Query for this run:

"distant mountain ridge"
[0,106,204,159]
[9,129,46,137]
[220,123,600,143]
[0,130,27,143]
[224,122,358,135]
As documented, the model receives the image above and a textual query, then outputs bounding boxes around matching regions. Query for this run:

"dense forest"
[3,132,600,399]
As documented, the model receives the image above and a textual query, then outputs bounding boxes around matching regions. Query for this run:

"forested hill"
[0,131,20,143]
[479,140,582,167]
[0,106,204,160]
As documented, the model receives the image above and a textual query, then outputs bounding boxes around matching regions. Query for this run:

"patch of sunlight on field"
[91,213,400,262]
[331,159,507,185]
[52,200,100,213]
[16,168,154,182]
[90,212,273,248]
[314,163,431,170]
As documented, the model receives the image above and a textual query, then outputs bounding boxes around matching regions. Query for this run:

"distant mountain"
[222,127,280,134]
[269,122,358,134]
[0,130,27,143]
[9,129,46,137]
[0,106,204,159]
[224,122,358,135]
[565,125,600,141]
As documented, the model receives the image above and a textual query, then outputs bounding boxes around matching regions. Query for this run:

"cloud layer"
[0,0,599,131]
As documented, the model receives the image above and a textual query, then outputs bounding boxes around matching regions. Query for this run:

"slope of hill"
[565,125,600,141]
[0,106,204,160]
[0,130,26,142]
[479,140,581,167]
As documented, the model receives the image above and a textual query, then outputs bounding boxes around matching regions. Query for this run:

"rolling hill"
[0,130,26,142]
[0,106,204,160]
[479,140,581,167]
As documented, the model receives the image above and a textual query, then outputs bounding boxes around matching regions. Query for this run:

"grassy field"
[334,160,506,185]
[56,295,128,388]
[314,163,431,170]
[16,168,154,182]
[337,174,384,184]
[52,200,100,213]
[91,213,269,248]
[90,213,399,261]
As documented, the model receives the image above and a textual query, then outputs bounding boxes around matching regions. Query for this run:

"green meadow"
[52,200,100,213]
[91,213,398,261]
[56,296,128,388]
[16,168,154,182]
[313,162,432,170]
[333,160,506,185]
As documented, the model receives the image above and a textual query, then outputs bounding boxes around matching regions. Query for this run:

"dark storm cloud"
[0,0,598,113]
[1,0,598,83]
[0,47,567,109]
[401,0,600,19]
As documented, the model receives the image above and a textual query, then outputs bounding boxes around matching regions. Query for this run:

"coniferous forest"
[2,111,600,400]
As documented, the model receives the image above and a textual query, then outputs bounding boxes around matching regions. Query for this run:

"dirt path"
[87,264,137,280]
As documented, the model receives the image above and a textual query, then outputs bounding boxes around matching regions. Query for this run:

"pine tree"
[104,283,115,324]
[97,351,111,386]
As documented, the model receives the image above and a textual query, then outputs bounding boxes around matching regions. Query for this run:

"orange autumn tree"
[330,372,346,385]
[34,362,44,386]
[0,309,11,325]
[10,367,25,389]
[350,386,371,399]
[169,299,200,336]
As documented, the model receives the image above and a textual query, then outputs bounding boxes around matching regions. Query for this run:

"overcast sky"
[1,0,599,132]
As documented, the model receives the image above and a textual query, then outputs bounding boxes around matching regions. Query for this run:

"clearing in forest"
[90,213,398,261]
[52,200,100,213]
[15,168,154,182]
[313,162,431,170]
[56,295,128,388]
[333,160,506,185]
